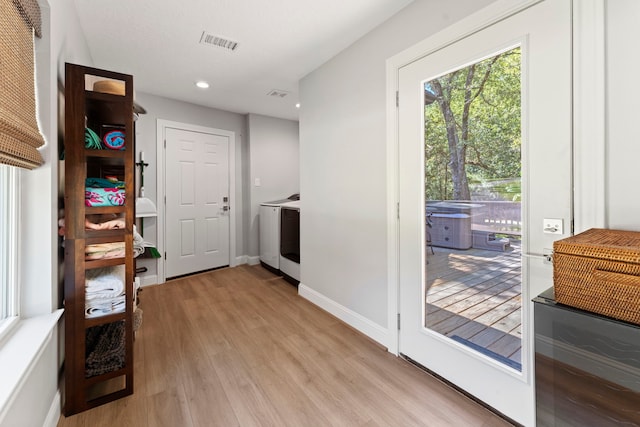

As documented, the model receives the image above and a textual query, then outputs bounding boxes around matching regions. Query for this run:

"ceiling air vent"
[199,31,239,52]
[267,89,290,98]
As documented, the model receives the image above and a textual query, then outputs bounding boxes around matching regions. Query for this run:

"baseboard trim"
[139,274,158,287]
[44,390,61,427]
[235,256,260,266]
[298,283,389,348]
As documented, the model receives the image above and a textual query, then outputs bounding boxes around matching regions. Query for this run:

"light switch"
[254,178,261,187]
[543,218,563,234]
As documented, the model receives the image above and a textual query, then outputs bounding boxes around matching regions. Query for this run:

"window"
[0,163,19,338]
[423,47,523,371]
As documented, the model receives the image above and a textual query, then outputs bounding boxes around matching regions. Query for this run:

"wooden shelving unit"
[63,63,135,415]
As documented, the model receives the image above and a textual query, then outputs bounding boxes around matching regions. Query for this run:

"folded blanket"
[85,218,126,230]
[85,296,125,318]
[85,177,125,188]
[85,188,125,207]
[85,242,125,260]
[85,265,125,300]
[85,321,126,377]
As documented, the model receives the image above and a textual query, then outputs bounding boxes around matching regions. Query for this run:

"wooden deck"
[425,241,522,369]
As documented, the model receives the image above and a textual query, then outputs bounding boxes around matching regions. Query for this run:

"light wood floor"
[57,265,513,427]
[426,243,522,368]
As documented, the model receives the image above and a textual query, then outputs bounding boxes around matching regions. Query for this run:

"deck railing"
[427,200,522,236]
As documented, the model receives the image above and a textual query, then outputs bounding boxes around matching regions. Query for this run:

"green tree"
[425,48,521,201]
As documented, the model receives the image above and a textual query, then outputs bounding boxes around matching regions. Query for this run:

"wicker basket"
[553,228,640,324]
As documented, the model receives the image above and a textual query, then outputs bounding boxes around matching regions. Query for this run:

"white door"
[165,127,230,278]
[398,1,572,425]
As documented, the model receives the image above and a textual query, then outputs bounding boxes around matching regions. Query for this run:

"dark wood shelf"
[84,149,127,159]
[63,63,135,416]
[85,366,128,385]
[85,90,127,104]
[84,257,125,270]
[85,205,126,215]
[84,312,126,328]
[85,228,126,243]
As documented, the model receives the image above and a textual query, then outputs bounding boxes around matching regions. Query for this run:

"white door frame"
[156,120,237,284]
[385,0,606,354]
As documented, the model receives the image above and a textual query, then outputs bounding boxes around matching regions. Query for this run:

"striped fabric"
[0,0,45,169]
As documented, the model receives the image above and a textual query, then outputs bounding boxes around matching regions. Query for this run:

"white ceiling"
[73,0,414,121]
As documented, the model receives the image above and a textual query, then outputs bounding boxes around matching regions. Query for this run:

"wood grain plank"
[58,265,513,427]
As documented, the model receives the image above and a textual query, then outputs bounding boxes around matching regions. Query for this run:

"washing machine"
[259,194,298,274]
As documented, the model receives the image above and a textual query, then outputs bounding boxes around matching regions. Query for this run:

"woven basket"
[553,228,640,324]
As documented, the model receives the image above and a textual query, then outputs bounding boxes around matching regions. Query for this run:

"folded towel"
[58,217,126,236]
[85,177,125,188]
[85,265,125,300]
[85,242,125,260]
[85,295,126,318]
[85,188,125,207]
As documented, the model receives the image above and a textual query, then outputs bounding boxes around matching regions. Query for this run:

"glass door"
[398,1,573,424]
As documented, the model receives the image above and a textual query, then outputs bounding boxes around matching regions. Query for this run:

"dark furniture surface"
[534,288,640,426]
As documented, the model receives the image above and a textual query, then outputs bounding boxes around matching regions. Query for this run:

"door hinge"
[396,91,399,107]
[397,313,401,330]
[397,202,400,219]
[571,219,575,234]
[164,139,166,149]
[164,252,167,259]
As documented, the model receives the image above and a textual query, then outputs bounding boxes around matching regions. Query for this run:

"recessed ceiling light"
[295,103,300,108]
[195,81,210,89]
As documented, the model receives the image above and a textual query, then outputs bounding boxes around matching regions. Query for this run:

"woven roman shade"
[0,0,45,169]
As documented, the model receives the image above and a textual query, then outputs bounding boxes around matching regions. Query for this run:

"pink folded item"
[85,218,126,230]
[58,218,126,236]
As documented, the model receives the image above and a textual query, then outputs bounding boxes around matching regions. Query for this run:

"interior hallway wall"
[299,0,495,339]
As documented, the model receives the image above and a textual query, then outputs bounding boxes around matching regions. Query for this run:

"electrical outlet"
[543,218,563,234]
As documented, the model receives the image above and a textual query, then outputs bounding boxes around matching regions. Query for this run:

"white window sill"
[0,309,63,421]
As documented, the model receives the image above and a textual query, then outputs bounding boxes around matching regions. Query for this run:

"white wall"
[247,114,299,257]
[132,92,248,280]
[0,0,93,425]
[605,0,640,231]
[299,0,495,333]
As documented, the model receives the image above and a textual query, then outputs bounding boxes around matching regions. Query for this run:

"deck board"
[425,242,522,368]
